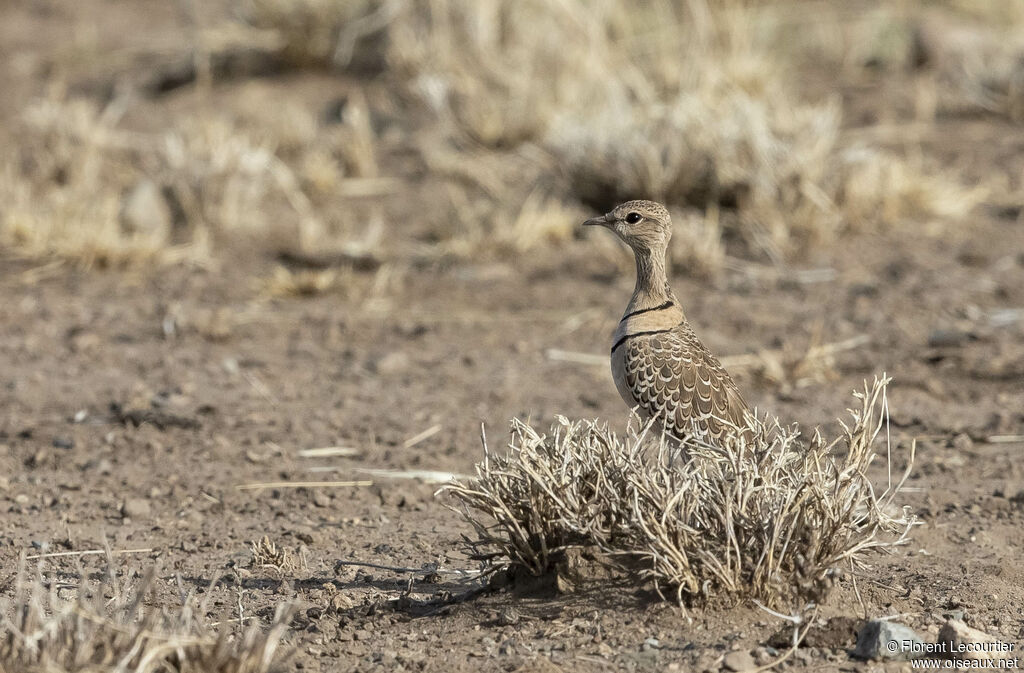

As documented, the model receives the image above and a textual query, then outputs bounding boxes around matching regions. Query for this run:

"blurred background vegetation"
[0,0,1019,279]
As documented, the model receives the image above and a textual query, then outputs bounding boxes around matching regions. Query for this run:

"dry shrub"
[442,377,916,606]
[434,184,584,258]
[412,140,581,258]
[0,564,291,673]
[836,146,986,225]
[388,1,650,259]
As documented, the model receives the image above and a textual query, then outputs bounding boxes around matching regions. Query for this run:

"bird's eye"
[625,212,642,224]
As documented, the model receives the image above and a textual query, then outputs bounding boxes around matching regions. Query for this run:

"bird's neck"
[612,244,684,347]
[627,245,675,313]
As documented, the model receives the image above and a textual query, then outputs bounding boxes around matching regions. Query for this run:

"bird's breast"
[612,303,685,347]
[610,343,642,415]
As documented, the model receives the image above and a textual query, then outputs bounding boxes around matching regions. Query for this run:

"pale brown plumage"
[584,200,749,444]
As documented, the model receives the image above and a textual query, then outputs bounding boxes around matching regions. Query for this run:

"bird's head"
[583,200,672,253]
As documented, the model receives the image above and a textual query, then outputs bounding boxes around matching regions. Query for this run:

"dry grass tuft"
[913,9,1024,122]
[388,0,585,150]
[442,377,916,607]
[260,265,338,297]
[796,2,1024,122]
[387,0,985,263]
[0,99,209,269]
[721,333,871,394]
[668,207,727,280]
[0,563,291,673]
[239,0,398,70]
[0,90,381,268]
[430,183,585,258]
[249,536,306,575]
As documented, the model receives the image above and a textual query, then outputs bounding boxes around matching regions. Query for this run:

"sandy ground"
[2,1,1024,671]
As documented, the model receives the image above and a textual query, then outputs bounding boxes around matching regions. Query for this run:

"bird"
[583,200,750,445]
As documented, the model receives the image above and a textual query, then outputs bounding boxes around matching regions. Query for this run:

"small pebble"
[121,498,151,519]
[722,650,756,671]
[498,606,520,626]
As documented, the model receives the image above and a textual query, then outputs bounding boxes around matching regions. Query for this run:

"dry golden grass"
[387,0,986,263]
[442,377,916,607]
[0,99,208,269]
[240,0,396,69]
[1,563,291,673]
[260,265,338,297]
[668,207,728,280]
[1,0,1006,273]
[430,182,585,258]
[914,10,1024,122]
[792,1,1024,122]
[0,89,381,269]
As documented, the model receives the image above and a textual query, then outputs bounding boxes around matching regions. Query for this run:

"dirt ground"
[2,1,1024,672]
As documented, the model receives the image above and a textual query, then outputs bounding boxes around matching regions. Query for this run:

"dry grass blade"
[985,435,1024,444]
[545,349,608,367]
[235,480,373,490]
[352,468,471,484]
[403,424,442,449]
[441,376,917,607]
[24,548,153,561]
[297,446,361,458]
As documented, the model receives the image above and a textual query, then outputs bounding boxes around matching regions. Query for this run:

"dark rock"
[928,329,969,348]
[853,620,924,661]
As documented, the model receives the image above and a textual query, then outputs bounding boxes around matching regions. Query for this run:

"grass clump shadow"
[442,376,917,608]
[0,562,292,673]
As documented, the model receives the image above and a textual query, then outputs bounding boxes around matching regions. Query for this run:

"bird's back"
[611,319,749,444]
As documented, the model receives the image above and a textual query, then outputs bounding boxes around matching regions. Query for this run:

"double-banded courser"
[584,200,749,444]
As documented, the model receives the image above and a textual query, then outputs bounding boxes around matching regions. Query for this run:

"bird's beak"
[583,213,611,228]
